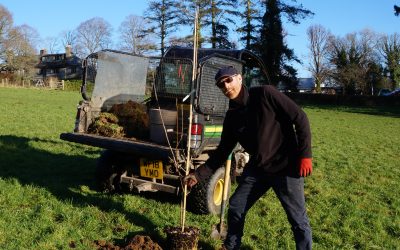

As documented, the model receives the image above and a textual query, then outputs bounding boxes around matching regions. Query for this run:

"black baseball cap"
[215,66,238,83]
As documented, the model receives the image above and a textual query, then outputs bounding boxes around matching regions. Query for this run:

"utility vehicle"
[60,47,268,214]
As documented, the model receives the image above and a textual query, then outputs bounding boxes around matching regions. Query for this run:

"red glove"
[299,158,313,177]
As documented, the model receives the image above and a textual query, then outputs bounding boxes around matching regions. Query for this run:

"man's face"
[216,74,242,99]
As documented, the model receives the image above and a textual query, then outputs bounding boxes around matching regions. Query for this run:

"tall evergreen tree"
[213,23,234,49]
[181,0,238,49]
[208,0,238,49]
[258,0,313,88]
[144,0,182,56]
[260,0,284,85]
[237,0,262,50]
[180,0,209,48]
[395,5,400,16]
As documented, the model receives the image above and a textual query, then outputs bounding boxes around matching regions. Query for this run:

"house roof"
[36,53,82,69]
[297,78,315,90]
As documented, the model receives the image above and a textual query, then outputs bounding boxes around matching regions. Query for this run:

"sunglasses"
[216,75,236,88]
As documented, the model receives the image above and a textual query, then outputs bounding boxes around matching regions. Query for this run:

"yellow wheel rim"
[213,179,224,206]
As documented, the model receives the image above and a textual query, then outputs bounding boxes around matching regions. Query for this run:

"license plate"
[140,159,163,179]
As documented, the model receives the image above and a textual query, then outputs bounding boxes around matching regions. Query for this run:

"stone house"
[36,45,82,81]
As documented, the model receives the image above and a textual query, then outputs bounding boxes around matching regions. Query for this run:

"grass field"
[0,87,399,249]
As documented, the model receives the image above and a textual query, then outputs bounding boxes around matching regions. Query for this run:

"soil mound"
[93,235,162,250]
[125,235,163,250]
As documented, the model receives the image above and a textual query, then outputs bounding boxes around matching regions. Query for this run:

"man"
[184,66,313,250]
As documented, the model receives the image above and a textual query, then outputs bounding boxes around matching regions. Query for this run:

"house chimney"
[65,45,72,58]
[40,49,47,56]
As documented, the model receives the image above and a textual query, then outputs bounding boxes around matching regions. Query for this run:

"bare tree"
[306,24,331,93]
[0,4,13,62]
[60,30,77,47]
[0,6,38,80]
[327,30,380,95]
[75,17,112,58]
[378,33,400,89]
[3,25,38,78]
[43,36,60,54]
[5,25,38,56]
[118,15,156,55]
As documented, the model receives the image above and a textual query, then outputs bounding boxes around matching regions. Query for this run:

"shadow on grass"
[304,104,400,118]
[0,135,215,249]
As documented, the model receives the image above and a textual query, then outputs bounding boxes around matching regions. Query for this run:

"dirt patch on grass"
[92,235,162,250]
[82,226,200,250]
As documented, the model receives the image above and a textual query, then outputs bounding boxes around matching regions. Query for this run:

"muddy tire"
[96,150,126,193]
[187,167,231,215]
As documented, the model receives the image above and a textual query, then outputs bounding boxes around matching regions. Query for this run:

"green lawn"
[0,87,399,249]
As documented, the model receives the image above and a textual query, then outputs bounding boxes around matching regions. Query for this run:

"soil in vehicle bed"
[88,112,125,138]
[88,100,149,139]
[109,100,149,139]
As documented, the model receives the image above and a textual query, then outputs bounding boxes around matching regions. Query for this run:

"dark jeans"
[224,168,312,250]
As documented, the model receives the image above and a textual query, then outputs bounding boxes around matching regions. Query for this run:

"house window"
[55,55,64,61]
[66,67,77,74]
[43,56,57,62]
[46,68,59,74]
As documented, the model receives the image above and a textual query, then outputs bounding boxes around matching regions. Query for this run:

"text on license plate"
[140,159,163,179]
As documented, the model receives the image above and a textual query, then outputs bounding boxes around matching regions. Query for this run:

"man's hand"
[299,158,313,177]
[183,164,213,188]
[183,173,198,188]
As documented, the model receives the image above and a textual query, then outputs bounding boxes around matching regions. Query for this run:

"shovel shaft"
[219,153,232,227]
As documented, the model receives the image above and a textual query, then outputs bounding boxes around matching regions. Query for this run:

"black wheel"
[96,150,126,193]
[187,167,231,215]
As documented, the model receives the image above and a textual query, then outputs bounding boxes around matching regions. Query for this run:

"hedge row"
[286,93,400,107]
[63,80,93,93]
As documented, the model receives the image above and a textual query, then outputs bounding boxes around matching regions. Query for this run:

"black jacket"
[206,85,312,176]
